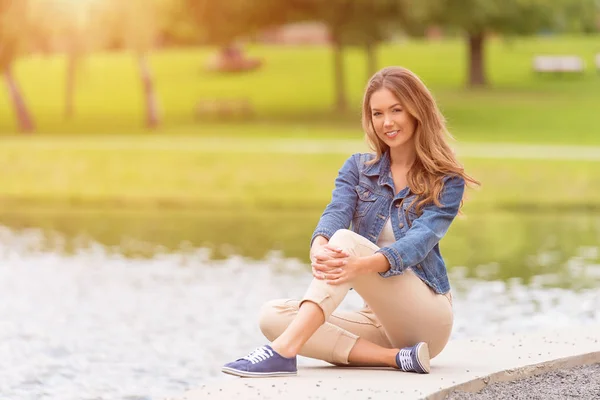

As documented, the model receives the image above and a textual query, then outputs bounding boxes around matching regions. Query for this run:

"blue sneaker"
[396,342,430,374]
[222,345,297,377]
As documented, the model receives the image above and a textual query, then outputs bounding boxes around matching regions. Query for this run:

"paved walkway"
[207,140,600,160]
[188,138,600,161]
[4,136,600,160]
[166,325,600,400]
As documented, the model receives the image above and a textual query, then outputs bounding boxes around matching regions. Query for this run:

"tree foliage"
[421,0,600,86]
[425,0,596,34]
[183,0,293,45]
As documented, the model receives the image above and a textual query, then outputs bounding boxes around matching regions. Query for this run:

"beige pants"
[259,229,453,365]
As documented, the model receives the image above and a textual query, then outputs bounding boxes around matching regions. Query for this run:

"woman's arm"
[309,235,329,261]
[310,154,360,246]
[359,253,391,273]
[377,176,465,277]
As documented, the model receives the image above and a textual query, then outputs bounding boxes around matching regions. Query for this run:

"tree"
[184,0,291,45]
[29,0,90,120]
[276,0,405,112]
[125,0,162,129]
[156,0,203,46]
[95,0,162,129]
[336,0,413,82]
[183,0,413,112]
[284,0,414,111]
[184,0,357,111]
[303,0,354,112]
[0,0,35,133]
[424,0,599,87]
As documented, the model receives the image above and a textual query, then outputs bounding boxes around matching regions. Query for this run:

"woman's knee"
[428,324,453,359]
[328,229,357,249]
[329,229,378,257]
[258,299,298,341]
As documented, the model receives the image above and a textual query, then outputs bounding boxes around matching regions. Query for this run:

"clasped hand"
[310,244,363,285]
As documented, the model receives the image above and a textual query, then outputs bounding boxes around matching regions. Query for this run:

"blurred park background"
[2,0,600,276]
[1,1,600,399]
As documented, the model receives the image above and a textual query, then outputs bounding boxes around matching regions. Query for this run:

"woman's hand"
[310,242,348,263]
[319,255,366,285]
[310,244,349,279]
[312,253,389,285]
[312,248,367,285]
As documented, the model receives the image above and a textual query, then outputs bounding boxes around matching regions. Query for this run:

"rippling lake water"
[1,226,599,400]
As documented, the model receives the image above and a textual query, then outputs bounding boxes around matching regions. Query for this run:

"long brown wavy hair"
[361,66,479,214]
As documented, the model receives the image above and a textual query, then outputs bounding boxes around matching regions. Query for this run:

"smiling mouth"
[385,130,399,138]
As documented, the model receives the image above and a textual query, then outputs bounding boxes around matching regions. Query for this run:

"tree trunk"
[467,32,486,87]
[365,40,377,82]
[65,52,77,119]
[138,53,160,129]
[331,31,347,113]
[3,64,35,133]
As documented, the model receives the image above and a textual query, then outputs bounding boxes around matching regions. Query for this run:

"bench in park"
[205,46,262,74]
[532,55,585,74]
[195,98,254,120]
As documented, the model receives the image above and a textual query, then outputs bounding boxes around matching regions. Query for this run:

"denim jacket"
[311,152,464,294]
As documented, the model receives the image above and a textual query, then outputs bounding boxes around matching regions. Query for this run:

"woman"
[222,66,479,377]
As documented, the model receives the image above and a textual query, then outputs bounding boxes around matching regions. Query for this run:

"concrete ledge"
[167,325,600,400]
[429,351,600,400]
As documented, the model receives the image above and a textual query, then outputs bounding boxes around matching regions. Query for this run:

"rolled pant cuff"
[301,293,337,319]
[332,331,358,364]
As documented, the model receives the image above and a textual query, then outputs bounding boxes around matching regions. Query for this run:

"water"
[2,208,600,279]
[0,225,599,400]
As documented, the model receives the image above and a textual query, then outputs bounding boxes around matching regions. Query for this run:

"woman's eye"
[393,109,402,113]
[372,112,381,117]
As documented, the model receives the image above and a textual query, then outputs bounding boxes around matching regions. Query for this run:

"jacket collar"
[363,151,389,176]
[363,151,394,190]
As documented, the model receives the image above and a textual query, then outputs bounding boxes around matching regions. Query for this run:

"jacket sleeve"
[377,176,465,277]
[311,154,360,245]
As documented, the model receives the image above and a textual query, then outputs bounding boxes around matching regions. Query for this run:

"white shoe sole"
[221,367,297,378]
[416,342,431,373]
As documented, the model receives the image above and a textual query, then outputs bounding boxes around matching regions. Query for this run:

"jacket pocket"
[354,185,377,218]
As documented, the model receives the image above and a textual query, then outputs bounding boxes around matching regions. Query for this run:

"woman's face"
[369,88,417,151]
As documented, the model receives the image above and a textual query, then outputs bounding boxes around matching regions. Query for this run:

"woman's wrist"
[360,253,391,274]
[312,236,329,247]
[310,236,328,258]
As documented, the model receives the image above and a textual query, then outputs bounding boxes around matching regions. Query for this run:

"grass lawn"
[1,135,599,213]
[1,134,599,274]
[1,35,599,144]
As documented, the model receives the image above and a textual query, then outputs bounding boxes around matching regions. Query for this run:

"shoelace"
[243,346,274,364]
[397,347,415,371]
